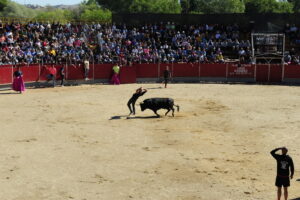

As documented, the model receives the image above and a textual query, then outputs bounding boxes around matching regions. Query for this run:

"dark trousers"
[164,78,169,88]
[47,74,56,87]
[127,99,137,115]
[60,75,65,86]
[84,68,89,79]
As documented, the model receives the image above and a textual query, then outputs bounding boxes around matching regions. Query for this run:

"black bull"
[140,98,180,117]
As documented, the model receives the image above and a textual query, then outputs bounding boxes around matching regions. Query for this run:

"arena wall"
[1,64,300,88]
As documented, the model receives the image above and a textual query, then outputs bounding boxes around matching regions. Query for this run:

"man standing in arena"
[12,68,25,93]
[163,66,171,88]
[46,65,57,87]
[111,63,120,85]
[270,147,294,200]
[127,87,147,115]
[83,55,90,81]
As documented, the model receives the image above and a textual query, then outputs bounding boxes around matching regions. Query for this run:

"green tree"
[181,0,244,14]
[287,0,300,13]
[203,0,245,13]
[96,0,181,13]
[96,0,132,13]
[129,0,181,13]
[245,0,293,13]
[0,0,7,11]
[76,0,112,22]
[34,9,74,23]
[0,1,38,18]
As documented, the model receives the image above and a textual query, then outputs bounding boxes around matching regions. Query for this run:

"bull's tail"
[175,105,180,112]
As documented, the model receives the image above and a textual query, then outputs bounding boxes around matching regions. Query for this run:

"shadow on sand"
[0,92,20,95]
[145,87,163,90]
[109,115,159,120]
[126,116,159,119]
[290,198,300,200]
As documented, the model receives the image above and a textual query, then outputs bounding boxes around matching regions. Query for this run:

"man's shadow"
[146,87,162,90]
[290,198,300,200]
[109,115,128,120]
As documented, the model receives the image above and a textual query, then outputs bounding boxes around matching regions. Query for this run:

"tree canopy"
[0,0,7,11]
[245,0,293,14]
[0,0,299,23]
[96,0,181,13]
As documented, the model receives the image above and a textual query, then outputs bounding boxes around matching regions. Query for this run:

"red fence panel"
[284,65,300,79]
[120,66,136,84]
[0,66,12,84]
[270,64,282,82]
[39,65,53,81]
[136,63,158,78]
[20,65,40,82]
[66,64,84,80]
[94,64,113,79]
[256,65,269,82]
[227,64,255,79]
[172,63,199,77]
[200,63,227,77]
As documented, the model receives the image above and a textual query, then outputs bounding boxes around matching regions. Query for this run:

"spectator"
[111,63,120,85]
[83,55,90,81]
[12,68,25,93]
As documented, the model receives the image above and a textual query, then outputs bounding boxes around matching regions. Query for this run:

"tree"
[202,0,245,14]
[245,0,293,13]
[34,9,74,23]
[96,0,133,13]
[181,0,203,14]
[96,0,181,13]
[181,0,244,14]
[129,0,181,13]
[79,0,112,22]
[287,0,300,13]
[0,1,38,18]
[72,0,112,22]
[0,0,7,11]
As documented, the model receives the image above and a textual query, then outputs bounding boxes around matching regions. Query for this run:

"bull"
[140,98,180,117]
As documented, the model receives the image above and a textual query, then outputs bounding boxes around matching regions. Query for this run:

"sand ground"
[0,83,299,200]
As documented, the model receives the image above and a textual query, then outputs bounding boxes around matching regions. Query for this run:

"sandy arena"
[0,83,299,200]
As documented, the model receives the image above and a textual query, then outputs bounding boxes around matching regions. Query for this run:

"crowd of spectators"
[0,20,255,66]
[284,23,300,64]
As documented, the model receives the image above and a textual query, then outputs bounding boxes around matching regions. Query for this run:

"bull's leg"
[154,110,160,117]
[165,109,171,116]
[172,107,175,117]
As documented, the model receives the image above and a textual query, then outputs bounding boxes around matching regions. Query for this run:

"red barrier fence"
[284,65,300,79]
[0,66,13,84]
[227,64,255,79]
[200,63,227,77]
[1,63,300,85]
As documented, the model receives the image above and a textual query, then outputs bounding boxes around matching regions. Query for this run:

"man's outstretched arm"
[270,147,281,159]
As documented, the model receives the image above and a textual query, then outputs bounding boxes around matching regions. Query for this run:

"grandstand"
[1,8,300,200]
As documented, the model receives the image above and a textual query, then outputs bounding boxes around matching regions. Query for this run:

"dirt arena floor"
[0,83,299,200]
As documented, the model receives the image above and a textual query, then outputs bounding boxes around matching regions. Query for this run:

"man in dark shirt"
[163,66,171,88]
[271,147,294,200]
[59,66,65,86]
[127,87,147,115]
